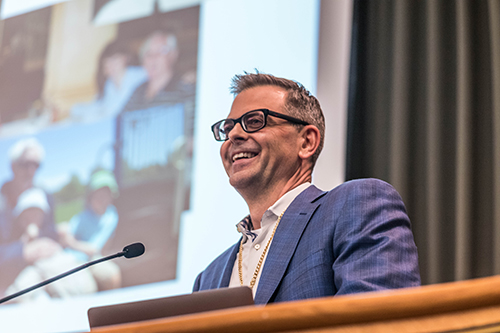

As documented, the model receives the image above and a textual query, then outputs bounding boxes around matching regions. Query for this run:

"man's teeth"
[232,152,257,162]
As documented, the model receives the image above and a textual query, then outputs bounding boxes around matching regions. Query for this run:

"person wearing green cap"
[59,170,121,291]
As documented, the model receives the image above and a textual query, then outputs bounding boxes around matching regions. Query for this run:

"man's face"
[220,85,303,194]
[103,53,128,80]
[142,35,177,80]
[89,187,113,216]
[12,150,40,184]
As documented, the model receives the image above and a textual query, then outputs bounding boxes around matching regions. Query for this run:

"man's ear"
[298,125,320,161]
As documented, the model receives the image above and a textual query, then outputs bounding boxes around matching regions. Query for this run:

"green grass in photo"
[55,198,85,224]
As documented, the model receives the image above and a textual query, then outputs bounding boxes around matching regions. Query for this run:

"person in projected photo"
[5,170,122,302]
[59,170,121,291]
[0,138,60,296]
[193,73,421,303]
[119,30,196,206]
[71,41,147,123]
[122,30,195,112]
[4,187,98,302]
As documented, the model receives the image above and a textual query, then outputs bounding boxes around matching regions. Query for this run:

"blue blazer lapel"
[254,185,326,304]
[217,241,240,288]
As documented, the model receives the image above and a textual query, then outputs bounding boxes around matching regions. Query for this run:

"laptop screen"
[88,286,254,328]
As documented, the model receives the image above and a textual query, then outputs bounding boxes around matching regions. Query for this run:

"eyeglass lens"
[242,111,265,131]
[219,110,266,140]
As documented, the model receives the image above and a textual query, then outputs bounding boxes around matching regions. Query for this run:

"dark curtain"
[346,0,500,285]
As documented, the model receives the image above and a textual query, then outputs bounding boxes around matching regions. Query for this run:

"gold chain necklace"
[238,211,285,289]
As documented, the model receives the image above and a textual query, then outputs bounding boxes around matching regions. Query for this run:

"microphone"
[122,242,145,258]
[0,242,145,305]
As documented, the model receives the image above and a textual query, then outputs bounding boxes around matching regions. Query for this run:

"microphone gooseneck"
[0,242,145,305]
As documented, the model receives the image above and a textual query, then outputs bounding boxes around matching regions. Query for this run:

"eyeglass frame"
[211,108,309,141]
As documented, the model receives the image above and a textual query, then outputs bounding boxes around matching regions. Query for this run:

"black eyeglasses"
[211,108,309,141]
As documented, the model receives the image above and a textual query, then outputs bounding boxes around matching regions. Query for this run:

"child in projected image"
[71,41,147,122]
[59,170,121,291]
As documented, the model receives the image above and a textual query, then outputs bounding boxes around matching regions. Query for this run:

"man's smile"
[232,151,258,162]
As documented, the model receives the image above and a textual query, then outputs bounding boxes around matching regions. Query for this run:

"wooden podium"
[92,275,500,333]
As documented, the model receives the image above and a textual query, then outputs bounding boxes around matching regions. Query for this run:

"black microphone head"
[122,242,145,258]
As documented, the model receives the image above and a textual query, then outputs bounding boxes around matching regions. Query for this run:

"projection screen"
[0,0,348,332]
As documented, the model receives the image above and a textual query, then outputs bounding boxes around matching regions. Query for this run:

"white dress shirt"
[229,182,311,296]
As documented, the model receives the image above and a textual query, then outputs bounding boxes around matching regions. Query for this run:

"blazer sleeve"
[331,179,420,295]
[192,272,202,292]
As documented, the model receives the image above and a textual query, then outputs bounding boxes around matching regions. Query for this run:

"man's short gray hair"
[230,72,325,166]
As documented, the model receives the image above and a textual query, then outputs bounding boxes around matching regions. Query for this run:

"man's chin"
[229,173,257,190]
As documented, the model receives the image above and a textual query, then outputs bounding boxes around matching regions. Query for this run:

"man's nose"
[227,123,247,142]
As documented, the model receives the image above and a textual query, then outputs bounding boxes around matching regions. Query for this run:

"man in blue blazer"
[194,73,420,304]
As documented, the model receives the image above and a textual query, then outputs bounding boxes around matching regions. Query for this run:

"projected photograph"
[0,0,199,302]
